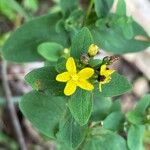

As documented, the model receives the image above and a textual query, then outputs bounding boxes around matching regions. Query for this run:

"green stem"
[86,0,94,19]
[84,0,94,24]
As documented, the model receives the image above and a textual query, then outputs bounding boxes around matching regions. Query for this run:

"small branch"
[86,0,94,20]
[83,0,94,25]
[1,59,27,150]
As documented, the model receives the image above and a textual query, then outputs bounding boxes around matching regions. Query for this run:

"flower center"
[98,75,106,82]
[71,74,79,81]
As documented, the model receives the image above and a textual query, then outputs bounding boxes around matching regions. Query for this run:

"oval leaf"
[96,72,132,97]
[71,27,93,58]
[38,42,63,62]
[2,13,69,62]
[25,66,65,96]
[68,89,93,125]
[103,111,125,131]
[19,91,66,138]
[127,125,145,150]
[57,110,87,149]
[83,127,127,150]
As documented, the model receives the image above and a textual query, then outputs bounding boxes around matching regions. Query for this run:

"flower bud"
[63,48,69,54]
[80,54,90,64]
[88,44,99,57]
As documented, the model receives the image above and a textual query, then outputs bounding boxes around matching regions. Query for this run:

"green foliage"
[23,0,39,12]
[96,72,132,97]
[2,0,150,149]
[25,66,65,96]
[94,0,114,17]
[127,95,150,125]
[127,125,145,150]
[103,111,125,131]
[91,94,112,121]
[2,13,69,62]
[83,127,127,150]
[60,0,79,15]
[68,89,93,125]
[116,0,126,16]
[19,91,66,138]
[0,0,29,20]
[38,42,63,62]
[71,27,93,58]
[0,132,18,150]
[55,57,67,73]
[91,16,150,54]
[57,110,87,149]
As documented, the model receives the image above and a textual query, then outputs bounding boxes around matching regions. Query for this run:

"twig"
[83,0,94,25]
[1,59,27,150]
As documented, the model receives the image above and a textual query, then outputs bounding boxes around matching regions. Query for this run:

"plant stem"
[85,0,94,23]
[1,59,27,150]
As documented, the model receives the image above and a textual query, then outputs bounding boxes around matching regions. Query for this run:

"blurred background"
[0,0,150,149]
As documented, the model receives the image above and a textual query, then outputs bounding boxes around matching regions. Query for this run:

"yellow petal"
[64,80,77,96]
[66,57,76,73]
[77,80,94,91]
[56,72,70,82]
[100,65,115,76]
[100,65,107,75]
[78,68,94,79]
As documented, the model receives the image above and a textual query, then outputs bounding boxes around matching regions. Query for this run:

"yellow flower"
[88,44,99,57]
[56,57,94,96]
[99,65,115,92]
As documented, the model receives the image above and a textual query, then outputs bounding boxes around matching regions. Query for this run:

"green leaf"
[97,72,132,97]
[127,125,145,150]
[116,17,133,40]
[109,99,122,112]
[60,0,79,15]
[91,16,150,54]
[24,0,38,12]
[83,127,127,150]
[0,0,16,20]
[94,0,114,17]
[57,110,87,149]
[2,13,69,62]
[134,94,150,114]
[19,91,66,138]
[126,111,144,125]
[38,42,63,62]
[116,0,126,16]
[126,95,150,125]
[103,111,125,131]
[89,59,103,68]
[71,27,93,58]
[91,90,112,121]
[68,89,93,125]
[25,66,65,96]
[0,0,29,20]
[55,57,67,73]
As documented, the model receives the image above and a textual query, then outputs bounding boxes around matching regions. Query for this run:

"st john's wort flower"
[98,64,115,92]
[56,57,94,96]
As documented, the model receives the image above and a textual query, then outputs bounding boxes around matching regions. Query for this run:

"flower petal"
[77,80,94,91]
[66,57,76,73]
[56,72,70,82]
[64,80,77,96]
[78,68,94,79]
[100,65,115,76]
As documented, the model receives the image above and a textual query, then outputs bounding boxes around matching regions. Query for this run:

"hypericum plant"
[1,0,150,149]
